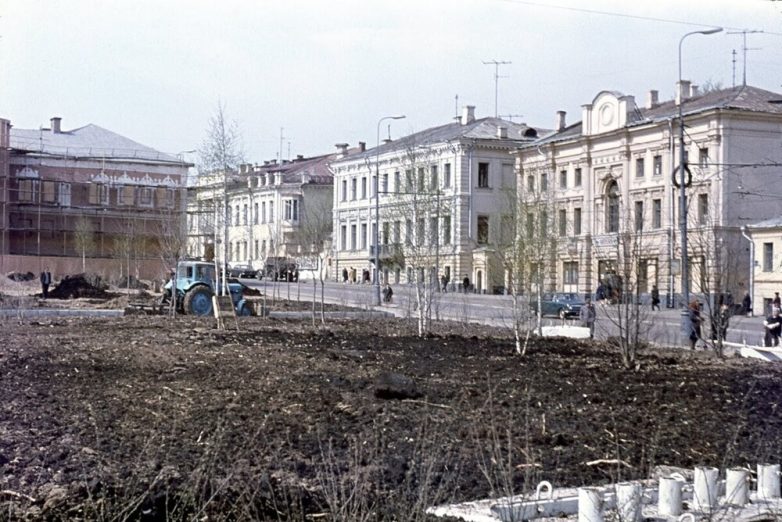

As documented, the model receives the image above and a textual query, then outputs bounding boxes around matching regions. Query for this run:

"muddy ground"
[2,309,782,520]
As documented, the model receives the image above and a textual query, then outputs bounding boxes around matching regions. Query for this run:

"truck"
[161,260,253,316]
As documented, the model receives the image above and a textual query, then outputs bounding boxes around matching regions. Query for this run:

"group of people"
[764,291,782,347]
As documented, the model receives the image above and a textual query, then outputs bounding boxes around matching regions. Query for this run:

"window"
[526,213,534,239]
[381,173,389,193]
[118,185,134,206]
[350,178,357,200]
[527,175,535,192]
[88,183,109,205]
[341,179,347,201]
[634,201,644,231]
[443,215,451,245]
[261,202,267,223]
[360,223,367,250]
[416,218,425,244]
[429,217,438,245]
[360,177,367,199]
[268,201,274,222]
[606,180,619,233]
[540,210,548,236]
[254,203,259,225]
[340,225,347,251]
[393,220,401,244]
[228,242,233,261]
[350,224,357,250]
[559,170,567,189]
[653,155,662,176]
[430,165,438,191]
[139,186,153,207]
[653,199,662,229]
[262,239,267,255]
[477,215,489,244]
[478,162,489,188]
[17,179,38,202]
[443,163,451,187]
[699,147,709,167]
[405,170,413,192]
[41,181,56,203]
[636,157,645,178]
[558,209,567,236]
[763,243,774,272]
[574,208,582,235]
[57,182,71,206]
[254,240,259,258]
[284,199,299,221]
[698,194,708,225]
[563,262,578,285]
[235,205,240,226]
[371,175,377,197]
[382,222,390,244]
[405,219,413,245]
[540,172,548,192]
[500,215,514,245]
[394,171,401,194]
[243,204,248,225]
[574,168,582,187]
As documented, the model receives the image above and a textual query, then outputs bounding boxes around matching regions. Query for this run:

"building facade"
[746,216,782,316]
[187,151,341,273]
[2,117,190,278]
[330,107,541,292]
[515,84,782,304]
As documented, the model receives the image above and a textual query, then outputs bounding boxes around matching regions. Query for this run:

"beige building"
[746,216,782,316]
[330,107,541,292]
[515,83,782,305]
[187,152,342,274]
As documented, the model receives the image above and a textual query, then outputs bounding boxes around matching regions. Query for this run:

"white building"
[746,216,782,316]
[515,83,782,304]
[330,107,541,292]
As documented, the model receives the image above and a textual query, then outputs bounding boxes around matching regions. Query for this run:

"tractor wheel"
[239,304,253,316]
[183,286,213,316]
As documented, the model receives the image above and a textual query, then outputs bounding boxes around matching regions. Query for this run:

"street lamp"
[678,27,722,332]
[374,115,406,306]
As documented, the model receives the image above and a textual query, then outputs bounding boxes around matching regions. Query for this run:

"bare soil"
[1,312,782,521]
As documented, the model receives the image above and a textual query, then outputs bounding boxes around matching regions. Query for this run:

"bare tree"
[153,196,189,316]
[295,191,333,326]
[73,216,95,273]
[198,101,244,296]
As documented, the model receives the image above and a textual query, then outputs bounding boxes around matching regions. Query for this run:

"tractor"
[162,260,253,316]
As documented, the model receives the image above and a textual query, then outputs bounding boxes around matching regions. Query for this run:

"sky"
[1,0,781,167]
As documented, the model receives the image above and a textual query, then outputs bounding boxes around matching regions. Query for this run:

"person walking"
[579,297,597,339]
[441,274,448,293]
[687,299,702,350]
[462,275,470,293]
[764,307,782,347]
[342,267,348,283]
[40,267,52,299]
[711,303,730,343]
[651,285,660,311]
[742,291,752,316]
[773,292,781,312]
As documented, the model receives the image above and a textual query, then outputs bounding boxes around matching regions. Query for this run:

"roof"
[532,84,782,147]
[747,216,782,229]
[344,117,545,162]
[10,123,183,164]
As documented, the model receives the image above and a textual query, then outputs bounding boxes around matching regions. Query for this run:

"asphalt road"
[243,278,768,348]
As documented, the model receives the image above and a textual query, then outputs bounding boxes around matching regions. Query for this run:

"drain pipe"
[741,226,754,316]
[725,468,750,506]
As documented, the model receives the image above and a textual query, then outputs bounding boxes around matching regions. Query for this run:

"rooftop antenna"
[731,49,737,88]
[278,127,285,165]
[499,114,524,122]
[482,59,511,117]
[726,29,762,86]
[454,94,459,120]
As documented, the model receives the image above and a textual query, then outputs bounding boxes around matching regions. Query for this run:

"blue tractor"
[162,260,253,316]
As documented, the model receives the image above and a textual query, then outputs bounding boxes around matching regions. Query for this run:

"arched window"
[606,180,620,233]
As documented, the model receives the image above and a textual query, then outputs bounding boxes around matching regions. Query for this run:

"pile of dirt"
[2,317,782,521]
[5,271,35,282]
[48,273,110,299]
[113,274,150,290]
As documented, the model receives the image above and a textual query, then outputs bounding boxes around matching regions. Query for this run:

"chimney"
[50,117,62,134]
[296,154,304,161]
[461,105,475,125]
[645,90,659,109]
[556,110,567,132]
[690,84,700,97]
[676,80,691,105]
[335,142,349,158]
[382,138,393,144]
[358,141,366,153]
[496,126,508,139]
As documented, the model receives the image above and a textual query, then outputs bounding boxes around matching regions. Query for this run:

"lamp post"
[374,115,406,306]
[678,27,722,335]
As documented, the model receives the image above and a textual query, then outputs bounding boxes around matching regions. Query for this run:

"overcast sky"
[1,0,780,165]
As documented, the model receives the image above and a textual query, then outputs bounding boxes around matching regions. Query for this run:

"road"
[243,278,767,348]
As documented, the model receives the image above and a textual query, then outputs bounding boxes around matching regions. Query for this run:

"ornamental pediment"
[582,91,636,137]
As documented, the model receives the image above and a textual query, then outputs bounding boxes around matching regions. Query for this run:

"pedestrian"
[579,297,597,339]
[462,275,470,293]
[711,303,730,342]
[596,282,606,302]
[441,274,448,293]
[342,267,348,283]
[350,267,356,284]
[651,284,660,311]
[774,292,781,311]
[742,291,752,316]
[764,307,782,347]
[687,299,702,350]
[40,267,52,299]
[382,283,393,303]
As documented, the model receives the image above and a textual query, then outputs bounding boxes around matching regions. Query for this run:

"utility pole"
[482,60,511,118]
[727,30,762,86]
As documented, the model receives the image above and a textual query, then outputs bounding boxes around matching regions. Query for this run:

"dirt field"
[2,311,782,521]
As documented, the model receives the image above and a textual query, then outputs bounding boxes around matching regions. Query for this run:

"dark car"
[262,257,299,282]
[228,264,258,279]
[530,292,585,318]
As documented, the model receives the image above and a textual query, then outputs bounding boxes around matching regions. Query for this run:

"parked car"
[530,292,585,318]
[228,264,258,279]
[262,257,299,282]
